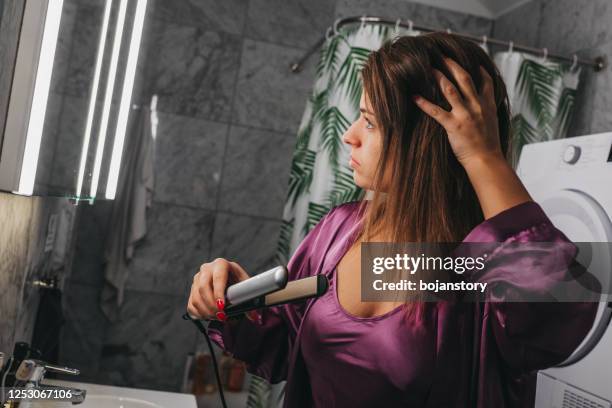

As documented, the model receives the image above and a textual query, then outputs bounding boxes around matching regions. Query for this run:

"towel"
[100,98,156,321]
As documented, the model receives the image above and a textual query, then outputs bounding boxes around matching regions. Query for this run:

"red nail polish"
[216,298,225,311]
[216,311,226,321]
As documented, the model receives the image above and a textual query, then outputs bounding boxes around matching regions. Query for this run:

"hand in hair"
[412,57,503,168]
[412,57,532,219]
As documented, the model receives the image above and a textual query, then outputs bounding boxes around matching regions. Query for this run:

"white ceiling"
[408,0,534,19]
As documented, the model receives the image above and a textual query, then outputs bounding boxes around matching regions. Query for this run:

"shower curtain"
[246,24,582,408]
[494,51,582,167]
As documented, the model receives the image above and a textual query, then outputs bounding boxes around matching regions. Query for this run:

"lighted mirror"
[0,0,148,202]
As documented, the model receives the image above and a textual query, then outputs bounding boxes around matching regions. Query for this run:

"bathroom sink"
[27,379,197,408]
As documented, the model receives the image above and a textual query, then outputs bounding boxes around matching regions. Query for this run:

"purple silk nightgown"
[207,200,599,407]
[301,267,436,407]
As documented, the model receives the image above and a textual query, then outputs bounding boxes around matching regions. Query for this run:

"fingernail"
[216,298,225,311]
[216,311,226,321]
[412,95,421,103]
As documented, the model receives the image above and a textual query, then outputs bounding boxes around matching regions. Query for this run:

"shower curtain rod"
[290,15,607,73]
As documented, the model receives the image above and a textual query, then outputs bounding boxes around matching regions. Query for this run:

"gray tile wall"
[493,0,612,137]
[60,0,496,392]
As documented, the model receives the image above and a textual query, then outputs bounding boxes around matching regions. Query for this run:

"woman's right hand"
[187,258,250,322]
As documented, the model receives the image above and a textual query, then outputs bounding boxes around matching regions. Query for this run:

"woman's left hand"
[412,58,503,168]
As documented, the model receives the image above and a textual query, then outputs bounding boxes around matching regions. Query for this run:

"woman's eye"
[365,118,374,129]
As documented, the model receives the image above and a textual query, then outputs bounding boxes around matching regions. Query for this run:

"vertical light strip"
[105,0,148,199]
[88,0,128,198]
[74,0,113,198]
[18,0,64,195]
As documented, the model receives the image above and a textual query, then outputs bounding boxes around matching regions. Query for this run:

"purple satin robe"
[207,200,598,407]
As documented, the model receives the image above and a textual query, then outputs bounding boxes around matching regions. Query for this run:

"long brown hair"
[355,31,513,320]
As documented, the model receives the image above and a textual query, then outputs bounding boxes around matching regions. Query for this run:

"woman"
[187,32,598,407]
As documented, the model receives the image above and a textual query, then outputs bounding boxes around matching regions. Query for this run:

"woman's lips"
[349,156,360,167]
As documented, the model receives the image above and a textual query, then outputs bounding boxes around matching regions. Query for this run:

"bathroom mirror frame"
[0,0,55,196]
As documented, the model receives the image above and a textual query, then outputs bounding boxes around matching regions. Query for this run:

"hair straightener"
[183,265,329,408]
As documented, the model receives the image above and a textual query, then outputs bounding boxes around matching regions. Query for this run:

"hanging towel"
[47,203,76,273]
[100,99,156,321]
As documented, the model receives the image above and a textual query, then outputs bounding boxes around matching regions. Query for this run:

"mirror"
[0,0,149,202]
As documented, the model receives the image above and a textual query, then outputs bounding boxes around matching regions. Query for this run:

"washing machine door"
[538,189,612,366]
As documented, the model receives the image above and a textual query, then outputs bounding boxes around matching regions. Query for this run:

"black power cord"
[182,313,229,408]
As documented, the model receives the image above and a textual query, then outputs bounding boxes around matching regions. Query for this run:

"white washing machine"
[516,132,612,407]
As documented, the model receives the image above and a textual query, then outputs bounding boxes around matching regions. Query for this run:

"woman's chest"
[300,281,437,397]
[336,238,404,318]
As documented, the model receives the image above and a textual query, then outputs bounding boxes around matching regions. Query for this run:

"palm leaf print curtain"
[275,23,422,266]
[493,51,582,167]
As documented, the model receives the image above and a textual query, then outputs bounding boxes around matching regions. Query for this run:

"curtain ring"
[408,19,414,32]
[508,41,514,54]
[325,26,333,41]
[570,54,578,71]
[541,47,548,61]
[395,18,402,32]
[360,15,367,30]
[333,18,341,35]
[446,27,452,34]
[482,35,487,47]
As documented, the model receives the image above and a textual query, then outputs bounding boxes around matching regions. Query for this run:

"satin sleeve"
[459,200,600,372]
[206,205,342,383]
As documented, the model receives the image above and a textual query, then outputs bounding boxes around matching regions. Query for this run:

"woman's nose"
[342,123,359,146]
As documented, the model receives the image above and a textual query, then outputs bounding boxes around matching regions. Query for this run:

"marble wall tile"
[50,95,87,192]
[245,0,336,49]
[69,201,113,286]
[593,1,612,47]
[218,125,293,219]
[53,2,104,98]
[590,38,612,134]
[143,19,242,122]
[49,0,78,96]
[591,40,612,116]
[35,92,64,192]
[0,194,35,356]
[153,112,227,210]
[53,0,154,105]
[210,212,282,275]
[591,107,612,135]
[232,39,316,134]
[334,0,493,36]
[492,0,540,46]
[123,202,214,296]
[97,291,197,391]
[0,0,25,141]
[537,0,597,54]
[59,282,108,369]
[152,0,247,35]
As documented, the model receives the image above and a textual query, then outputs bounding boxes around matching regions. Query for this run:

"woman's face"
[342,91,387,191]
